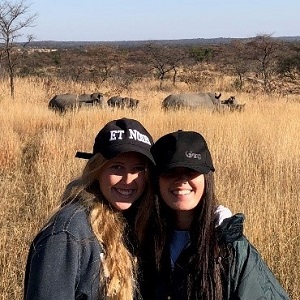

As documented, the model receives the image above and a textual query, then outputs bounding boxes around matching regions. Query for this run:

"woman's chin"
[112,201,134,211]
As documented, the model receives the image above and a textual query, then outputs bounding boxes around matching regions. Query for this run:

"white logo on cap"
[129,129,151,145]
[109,129,151,145]
[185,151,202,160]
[109,130,125,140]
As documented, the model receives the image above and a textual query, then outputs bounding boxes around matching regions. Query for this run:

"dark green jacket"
[221,214,290,299]
[142,214,290,300]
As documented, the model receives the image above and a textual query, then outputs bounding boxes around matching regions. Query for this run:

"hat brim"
[76,144,155,165]
[75,151,94,159]
[158,161,214,175]
[103,144,155,165]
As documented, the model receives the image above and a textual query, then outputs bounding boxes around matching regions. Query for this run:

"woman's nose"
[121,171,138,184]
[174,173,189,183]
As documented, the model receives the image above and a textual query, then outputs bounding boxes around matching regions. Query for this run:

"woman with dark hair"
[24,118,156,300]
[141,130,290,300]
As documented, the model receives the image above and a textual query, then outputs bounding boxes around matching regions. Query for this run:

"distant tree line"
[1,1,300,98]
[16,35,300,94]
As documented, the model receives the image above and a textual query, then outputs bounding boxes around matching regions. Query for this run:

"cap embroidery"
[109,130,125,140]
[185,151,202,160]
[109,129,151,145]
[129,129,151,145]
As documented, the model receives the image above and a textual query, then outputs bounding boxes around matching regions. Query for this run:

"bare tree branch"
[0,0,37,97]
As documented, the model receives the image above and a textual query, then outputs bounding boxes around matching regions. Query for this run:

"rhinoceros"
[221,96,246,112]
[162,93,245,112]
[107,96,139,110]
[48,92,104,113]
[161,92,222,111]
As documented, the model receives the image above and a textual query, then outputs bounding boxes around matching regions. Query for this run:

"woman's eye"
[133,166,147,174]
[161,170,199,178]
[110,164,123,170]
[188,171,199,177]
[161,171,173,178]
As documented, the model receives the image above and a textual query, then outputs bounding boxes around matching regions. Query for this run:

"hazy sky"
[20,0,300,41]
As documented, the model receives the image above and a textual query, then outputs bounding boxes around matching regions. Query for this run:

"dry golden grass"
[0,76,299,299]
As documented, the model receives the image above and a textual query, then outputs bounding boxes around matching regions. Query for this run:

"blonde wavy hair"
[61,153,154,300]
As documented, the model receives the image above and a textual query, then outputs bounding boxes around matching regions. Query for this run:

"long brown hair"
[145,172,229,300]
[61,153,154,300]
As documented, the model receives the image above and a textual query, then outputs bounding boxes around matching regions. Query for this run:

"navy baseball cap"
[75,118,155,164]
[151,130,215,175]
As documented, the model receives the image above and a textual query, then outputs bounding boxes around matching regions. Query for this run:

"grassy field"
[0,76,299,299]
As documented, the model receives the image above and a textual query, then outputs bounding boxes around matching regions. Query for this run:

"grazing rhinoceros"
[162,93,245,112]
[107,96,139,109]
[221,96,246,112]
[48,92,104,113]
[161,92,222,111]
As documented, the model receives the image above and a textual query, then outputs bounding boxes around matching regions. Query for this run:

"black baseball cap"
[151,130,215,175]
[75,118,155,164]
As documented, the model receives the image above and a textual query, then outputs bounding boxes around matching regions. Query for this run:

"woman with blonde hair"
[24,118,155,300]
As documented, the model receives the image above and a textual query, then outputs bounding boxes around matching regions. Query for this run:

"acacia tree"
[221,40,252,91]
[87,45,126,84]
[277,44,300,80]
[57,48,91,82]
[247,34,281,93]
[144,43,187,89]
[0,0,36,98]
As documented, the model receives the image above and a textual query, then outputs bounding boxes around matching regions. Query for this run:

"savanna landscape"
[1,37,300,299]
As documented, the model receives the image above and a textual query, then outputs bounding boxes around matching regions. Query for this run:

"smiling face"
[159,167,205,212]
[98,152,148,210]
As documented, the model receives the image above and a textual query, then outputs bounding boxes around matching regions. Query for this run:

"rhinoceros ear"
[215,92,221,99]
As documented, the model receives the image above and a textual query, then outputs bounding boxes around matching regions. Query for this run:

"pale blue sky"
[21,0,300,41]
